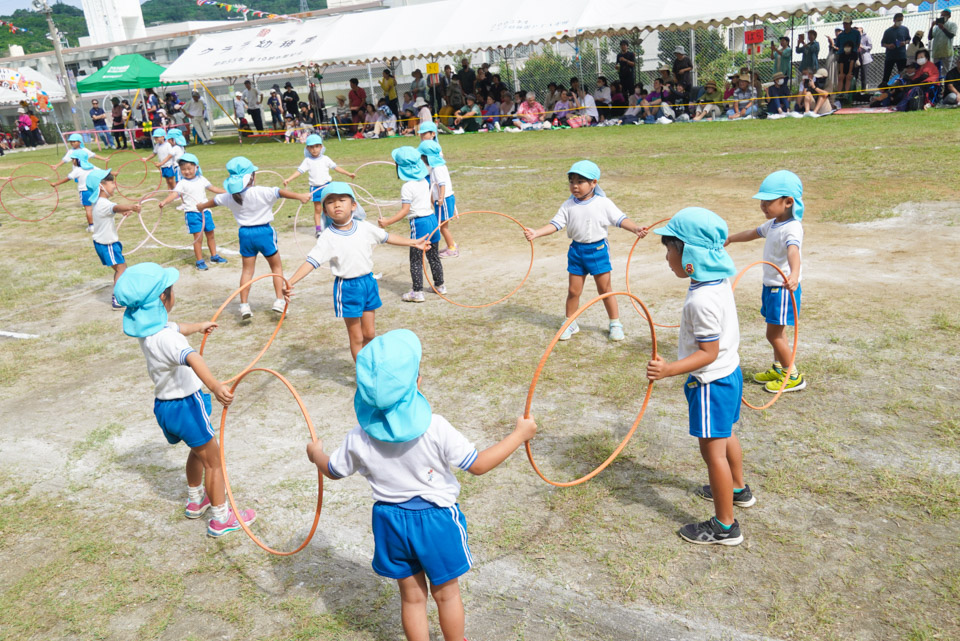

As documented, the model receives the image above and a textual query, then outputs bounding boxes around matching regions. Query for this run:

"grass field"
[1,112,959,641]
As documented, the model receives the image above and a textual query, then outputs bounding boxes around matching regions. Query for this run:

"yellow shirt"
[379,77,398,101]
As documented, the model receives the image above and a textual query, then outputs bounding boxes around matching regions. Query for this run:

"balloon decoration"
[0,20,28,34]
[0,68,51,112]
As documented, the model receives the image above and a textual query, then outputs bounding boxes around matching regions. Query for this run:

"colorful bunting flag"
[0,20,28,34]
[194,0,296,21]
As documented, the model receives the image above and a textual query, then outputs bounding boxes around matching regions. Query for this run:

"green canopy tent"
[76,53,185,94]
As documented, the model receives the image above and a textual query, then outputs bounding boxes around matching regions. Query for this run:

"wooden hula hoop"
[0,176,60,222]
[625,217,679,329]
[524,291,658,487]
[421,210,534,309]
[731,260,799,410]
[219,367,322,556]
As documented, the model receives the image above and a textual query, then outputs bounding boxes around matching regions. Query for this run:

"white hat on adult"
[413,97,428,108]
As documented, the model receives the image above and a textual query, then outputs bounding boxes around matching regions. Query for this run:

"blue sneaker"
[559,320,580,341]
[111,295,124,310]
[195,259,209,271]
[608,320,625,341]
[209,254,228,264]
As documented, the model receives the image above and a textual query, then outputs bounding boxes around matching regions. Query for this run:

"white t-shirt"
[175,176,213,212]
[170,145,184,166]
[138,322,204,400]
[62,147,93,164]
[582,93,599,120]
[327,414,478,507]
[234,97,246,119]
[306,220,388,278]
[297,155,337,187]
[428,164,455,200]
[91,196,120,244]
[67,166,92,193]
[401,179,433,219]
[156,142,175,168]
[243,87,261,109]
[757,218,803,287]
[678,279,741,384]
[550,194,627,243]
[184,99,206,119]
[214,186,279,227]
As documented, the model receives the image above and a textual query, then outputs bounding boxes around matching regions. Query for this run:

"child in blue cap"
[282,133,357,238]
[726,170,805,393]
[283,183,430,361]
[647,207,753,546]
[52,133,106,174]
[197,156,309,319]
[378,146,445,303]
[85,169,142,309]
[523,160,648,341]
[51,149,98,232]
[157,153,228,271]
[305,329,537,641]
[418,140,459,258]
[149,129,178,190]
[114,262,257,537]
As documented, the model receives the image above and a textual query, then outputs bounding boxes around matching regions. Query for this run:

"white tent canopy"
[161,0,905,82]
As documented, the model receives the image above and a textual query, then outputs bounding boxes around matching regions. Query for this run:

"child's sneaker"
[678,517,743,546]
[402,290,425,303]
[209,254,228,264]
[753,365,785,384]
[207,508,257,538]
[271,298,286,313]
[111,295,124,310]
[765,372,806,393]
[86,224,94,233]
[608,320,625,341]
[696,484,756,507]
[439,246,459,258]
[185,494,211,518]
[239,303,252,319]
[558,320,580,341]
[435,285,447,295]
[195,259,208,271]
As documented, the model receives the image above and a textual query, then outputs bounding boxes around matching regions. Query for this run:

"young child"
[113,262,256,538]
[523,160,647,341]
[378,146,445,303]
[417,140,459,258]
[305,329,537,641]
[163,128,187,181]
[86,169,141,309]
[418,121,440,146]
[150,129,177,190]
[196,157,309,319]
[283,183,429,360]
[52,133,107,174]
[725,170,805,393]
[157,153,228,271]
[646,207,752,546]
[51,149,96,232]
[282,134,357,238]
[283,115,297,143]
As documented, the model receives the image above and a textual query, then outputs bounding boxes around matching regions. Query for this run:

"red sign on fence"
[744,29,765,45]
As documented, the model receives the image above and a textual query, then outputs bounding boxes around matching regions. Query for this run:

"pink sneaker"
[184,494,211,519]
[207,508,257,538]
[439,246,459,258]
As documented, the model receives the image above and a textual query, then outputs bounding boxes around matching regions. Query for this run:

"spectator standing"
[771,36,792,82]
[796,31,821,74]
[90,99,114,149]
[825,28,842,90]
[880,13,910,86]
[282,82,300,118]
[380,70,399,118]
[110,97,128,149]
[446,74,465,118]
[308,82,324,123]
[673,46,693,91]
[267,89,283,131]
[489,74,507,102]
[410,69,427,99]
[233,91,249,134]
[616,39,637,94]
[458,58,476,96]
[415,97,432,128]
[943,58,960,104]
[929,9,957,73]
[17,107,34,148]
[476,68,492,102]
[348,78,367,130]
[243,80,263,132]
[835,18,862,99]
[184,90,213,144]
[858,27,873,91]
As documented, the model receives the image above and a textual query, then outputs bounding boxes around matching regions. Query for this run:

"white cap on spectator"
[675,45,686,54]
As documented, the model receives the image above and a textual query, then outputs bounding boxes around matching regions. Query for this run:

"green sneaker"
[765,372,806,393]
[753,365,785,384]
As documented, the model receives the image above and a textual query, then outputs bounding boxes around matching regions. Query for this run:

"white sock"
[211,503,229,523]
[187,485,204,504]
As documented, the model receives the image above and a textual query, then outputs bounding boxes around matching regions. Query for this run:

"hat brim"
[752,191,783,200]
[355,388,432,443]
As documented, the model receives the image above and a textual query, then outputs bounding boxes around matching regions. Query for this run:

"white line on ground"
[0,330,39,339]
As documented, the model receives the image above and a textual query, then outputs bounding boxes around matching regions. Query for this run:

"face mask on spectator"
[917,57,927,64]
[775,79,784,86]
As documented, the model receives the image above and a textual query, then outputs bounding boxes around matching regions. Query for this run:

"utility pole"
[34,0,81,130]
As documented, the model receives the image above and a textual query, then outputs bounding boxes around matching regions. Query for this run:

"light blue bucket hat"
[752,170,804,220]
[418,121,438,135]
[303,133,326,158]
[318,182,366,229]
[84,168,112,204]
[417,140,445,167]
[70,149,94,170]
[391,146,428,181]
[166,129,187,146]
[354,329,432,443]
[151,128,167,139]
[223,156,258,194]
[114,262,180,338]
[67,133,85,146]
[567,160,606,197]
[654,207,737,280]
[178,152,202,176]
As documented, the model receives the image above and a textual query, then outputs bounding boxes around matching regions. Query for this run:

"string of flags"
[194,0,295,20]
[1,20,28,34]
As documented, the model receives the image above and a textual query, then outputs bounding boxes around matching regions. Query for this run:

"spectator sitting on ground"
[800,68,833,115]
[399,109,418,136]
[334,95,351,128]
[870,65,910,107]
[553,89,573,125]
[360,103,378,136]
[727,76,758,119]
[738,66,764,96]
[693,80,723,121]
[657,65,674,86]
[401,92,415,114]
[454,94,482,132]
[476,68,492,102]
[367,104,397,138]
[513,92,546,129]
[609,81,626,117]
[944,58,960,105]
[894,50,940,110]
[620,86,645,124]
[569,77,582,102]
[723,73,740,99]
[284,115,297,143]
[641,77,668,118]
[766,72,791,116]
[668,81,690,117]
[415,97,432,128]
[593,76,612,120]
[499,91,515,124]
[489,74,507,102]
[544,82,560,111]
[298,102,316,127]
[579,90,599,124]
[481,95,501,129]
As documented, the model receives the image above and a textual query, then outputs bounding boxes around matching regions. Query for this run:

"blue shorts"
[410,214,440,244]
[435,194,456,222]
[371,501,473,585]
[310,183,330,202]
[161,166,176,178]
[80,190,95,207]
[238,223,278,258]
[684,368,743,439]
[761,284,802,326]
[153,390,215,448]
[94,240,125,266]
[185,210,215,234]
[567,240,612,276]
[333,272,382,318]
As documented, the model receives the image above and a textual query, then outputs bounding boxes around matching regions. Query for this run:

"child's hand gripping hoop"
[625,217,679,329]
[352,161,401,206]
[199,273,290,384]
[219,367,323,556]
[0,176,60,222]
[731,260,799,411]
[524,291,658,487]
[421,210,534,309]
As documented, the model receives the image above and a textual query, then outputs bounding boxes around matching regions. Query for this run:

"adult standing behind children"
[880,13,911,86]
[796,31,821,76]
[184,90,213,145]
[349,78,367,131]
[929,9,957,73]
[282,82,300,118]
[243,80,264,133]
[616,40,637,94]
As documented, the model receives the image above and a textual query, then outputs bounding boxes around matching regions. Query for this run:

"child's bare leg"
[726,433,745,489]
[344,317,364,361]
[112,263,126,284]
[192,231,203,261]
[431,577,465,641]
[191,439,225,506]
[84,205,93,225]
[165,177,176,190]
[313,201,323,228]
[699,437,734,525]
[397,573,430,641]
[594,272,619,320]
[360,311,376,351]
[766,323,793,369]
[565,274,586,317]
[265,252,285,300]
[439,223,456,250]
[205,231,217,257]
[239,255,257,304]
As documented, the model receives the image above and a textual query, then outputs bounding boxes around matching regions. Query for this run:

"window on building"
[91,59,107,70]
[142,52,156,61]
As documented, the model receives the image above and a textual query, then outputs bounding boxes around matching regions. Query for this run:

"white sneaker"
[435,285,447,295]
[239,303,252,319]
[372,272,382,280]
[401,290,425,303]
[558,320,580,341]
[656,116,673,125]
[272,298,286,313]
[788,112,804,119]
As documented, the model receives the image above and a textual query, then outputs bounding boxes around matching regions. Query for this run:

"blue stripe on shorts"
[760,284,801,326]
[153,390,215,448]
[333,272,382,318]
[238,223,278,258]
[184,210,215,234]
[410,214,440,244]
[93,240,125,266]
[684,368,743,439]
